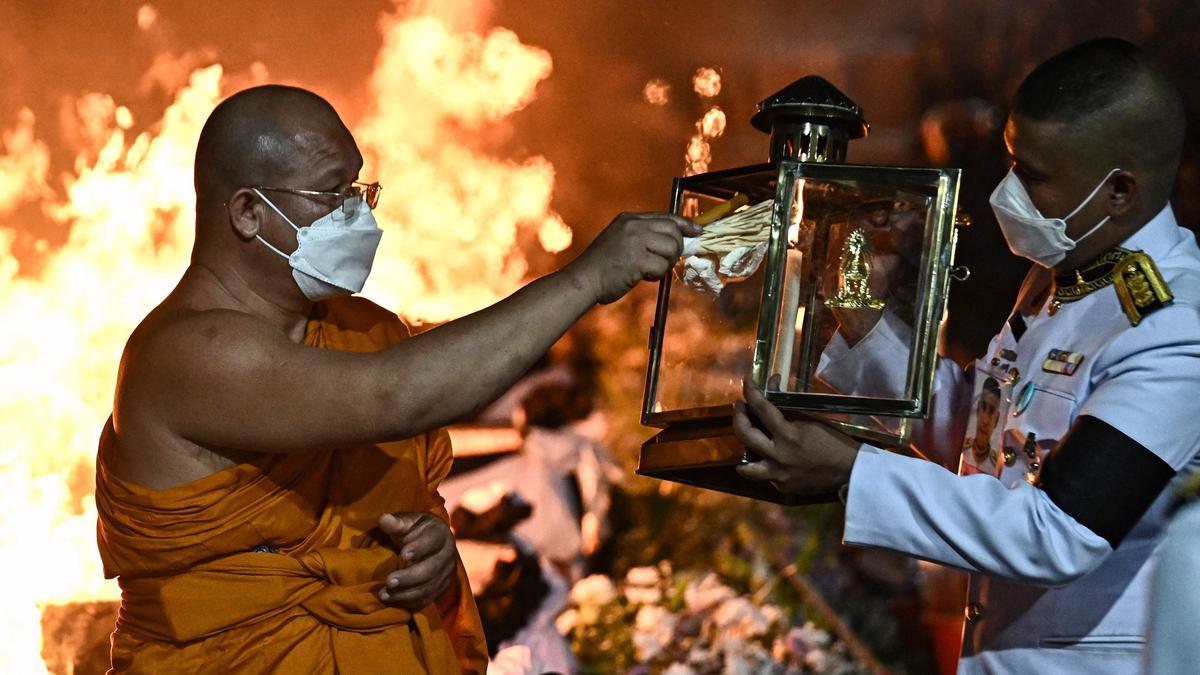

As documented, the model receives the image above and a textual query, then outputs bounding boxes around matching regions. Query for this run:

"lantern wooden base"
[637,422,838,505]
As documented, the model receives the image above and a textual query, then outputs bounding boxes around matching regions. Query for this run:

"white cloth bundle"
[680,199,774,295]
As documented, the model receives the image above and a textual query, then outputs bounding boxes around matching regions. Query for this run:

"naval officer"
[734,37,1200,674]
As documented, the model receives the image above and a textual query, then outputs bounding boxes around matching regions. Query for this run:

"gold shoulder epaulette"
[1171,471,1200,514]
[1112,251,1173,326]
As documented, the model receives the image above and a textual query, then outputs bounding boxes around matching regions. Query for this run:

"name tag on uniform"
[1042,349,1084,376]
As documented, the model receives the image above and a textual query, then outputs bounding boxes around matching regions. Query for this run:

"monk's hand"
[377,512,458,610]
[572,212,701,304]
[732,378,860,496]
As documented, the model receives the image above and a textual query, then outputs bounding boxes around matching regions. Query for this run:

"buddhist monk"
[95,84,697,674]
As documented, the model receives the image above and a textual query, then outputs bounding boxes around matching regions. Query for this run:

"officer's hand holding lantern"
[733,379,860,496]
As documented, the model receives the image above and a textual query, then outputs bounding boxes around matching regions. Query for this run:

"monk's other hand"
[572,212,702,305]
[377,512,458,610]
[732,378,860,496]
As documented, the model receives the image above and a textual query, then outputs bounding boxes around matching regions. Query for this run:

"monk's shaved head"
[194,85,357,224]
[1012,38,1186,207]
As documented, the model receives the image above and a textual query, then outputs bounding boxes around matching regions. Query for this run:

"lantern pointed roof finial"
[750,75,868,138]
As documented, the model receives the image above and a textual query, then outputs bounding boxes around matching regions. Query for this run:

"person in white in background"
[447,382,619,674]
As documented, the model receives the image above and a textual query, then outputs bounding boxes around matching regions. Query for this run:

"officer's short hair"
[1013,37,1147,124]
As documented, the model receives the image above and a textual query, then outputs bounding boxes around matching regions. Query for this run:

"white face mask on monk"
[252,189,383,301]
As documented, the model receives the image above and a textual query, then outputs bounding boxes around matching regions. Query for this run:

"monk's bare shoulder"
[110,300,277,489]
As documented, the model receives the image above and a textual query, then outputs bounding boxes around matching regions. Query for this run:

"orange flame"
[358,6,569,323]
[0,2,565,670]
[0,64,221,672]
[0,109,50,212]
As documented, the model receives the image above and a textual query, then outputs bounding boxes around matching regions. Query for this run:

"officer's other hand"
[377,512,458,610]
[573,212,701,305]
[829,306,884,347]
[733,378,859,496]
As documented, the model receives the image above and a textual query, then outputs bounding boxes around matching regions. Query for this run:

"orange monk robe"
[96,296,489,674]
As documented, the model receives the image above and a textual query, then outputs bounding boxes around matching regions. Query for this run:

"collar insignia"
[1052,248,1173,326]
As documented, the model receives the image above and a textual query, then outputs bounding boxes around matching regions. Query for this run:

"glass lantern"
[637,76,966,504]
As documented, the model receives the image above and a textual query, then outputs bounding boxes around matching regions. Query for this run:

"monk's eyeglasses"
[254,181,381,214]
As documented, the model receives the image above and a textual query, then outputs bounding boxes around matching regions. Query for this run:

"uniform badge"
[1042,349,1083,376]
[1050,248,1173,326]
[1022,432,1043,484]
[959,373,1009,478]
[1113,252,1173,326]
[1013,381,1036,416]
[1022,432,1040,471]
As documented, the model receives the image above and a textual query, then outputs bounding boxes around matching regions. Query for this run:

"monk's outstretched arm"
[121,213,696,454]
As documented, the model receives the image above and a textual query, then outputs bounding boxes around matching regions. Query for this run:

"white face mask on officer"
[989,167,1120,268]
[252,188,383,301]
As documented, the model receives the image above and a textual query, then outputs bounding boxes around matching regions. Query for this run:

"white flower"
[554,608,579,635]
[778,622,833,666]
[798,620,831,648]
[724,652,753,675]
[722,641,772,675]
[625,565,660,587]
[760,603,785,630]
[632,604,678,662]
[711,597,771,641]
[624,584,663,606]
[684,573,736,613]
[624,565,663,605]
[570,574,617,608]
[634,604,671,632]
[578,604,601,626]
[714,634,748,660]
[487,645,538,675]
[804,648,828,672]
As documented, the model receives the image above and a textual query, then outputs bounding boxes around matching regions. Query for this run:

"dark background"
[2,0,1198,359]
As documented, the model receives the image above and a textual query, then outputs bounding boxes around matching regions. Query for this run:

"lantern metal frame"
[637,160,962,503]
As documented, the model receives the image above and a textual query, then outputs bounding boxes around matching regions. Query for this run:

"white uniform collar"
[1116,203,1179,261]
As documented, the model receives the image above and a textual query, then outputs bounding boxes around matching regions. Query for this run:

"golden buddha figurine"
[826,227,886,310]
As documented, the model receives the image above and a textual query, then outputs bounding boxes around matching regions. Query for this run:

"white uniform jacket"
[821,205,1200,674]
[1147,495,1200,674]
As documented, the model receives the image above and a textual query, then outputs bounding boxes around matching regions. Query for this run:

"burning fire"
[0,2,565,671]
[358,6,570,321]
